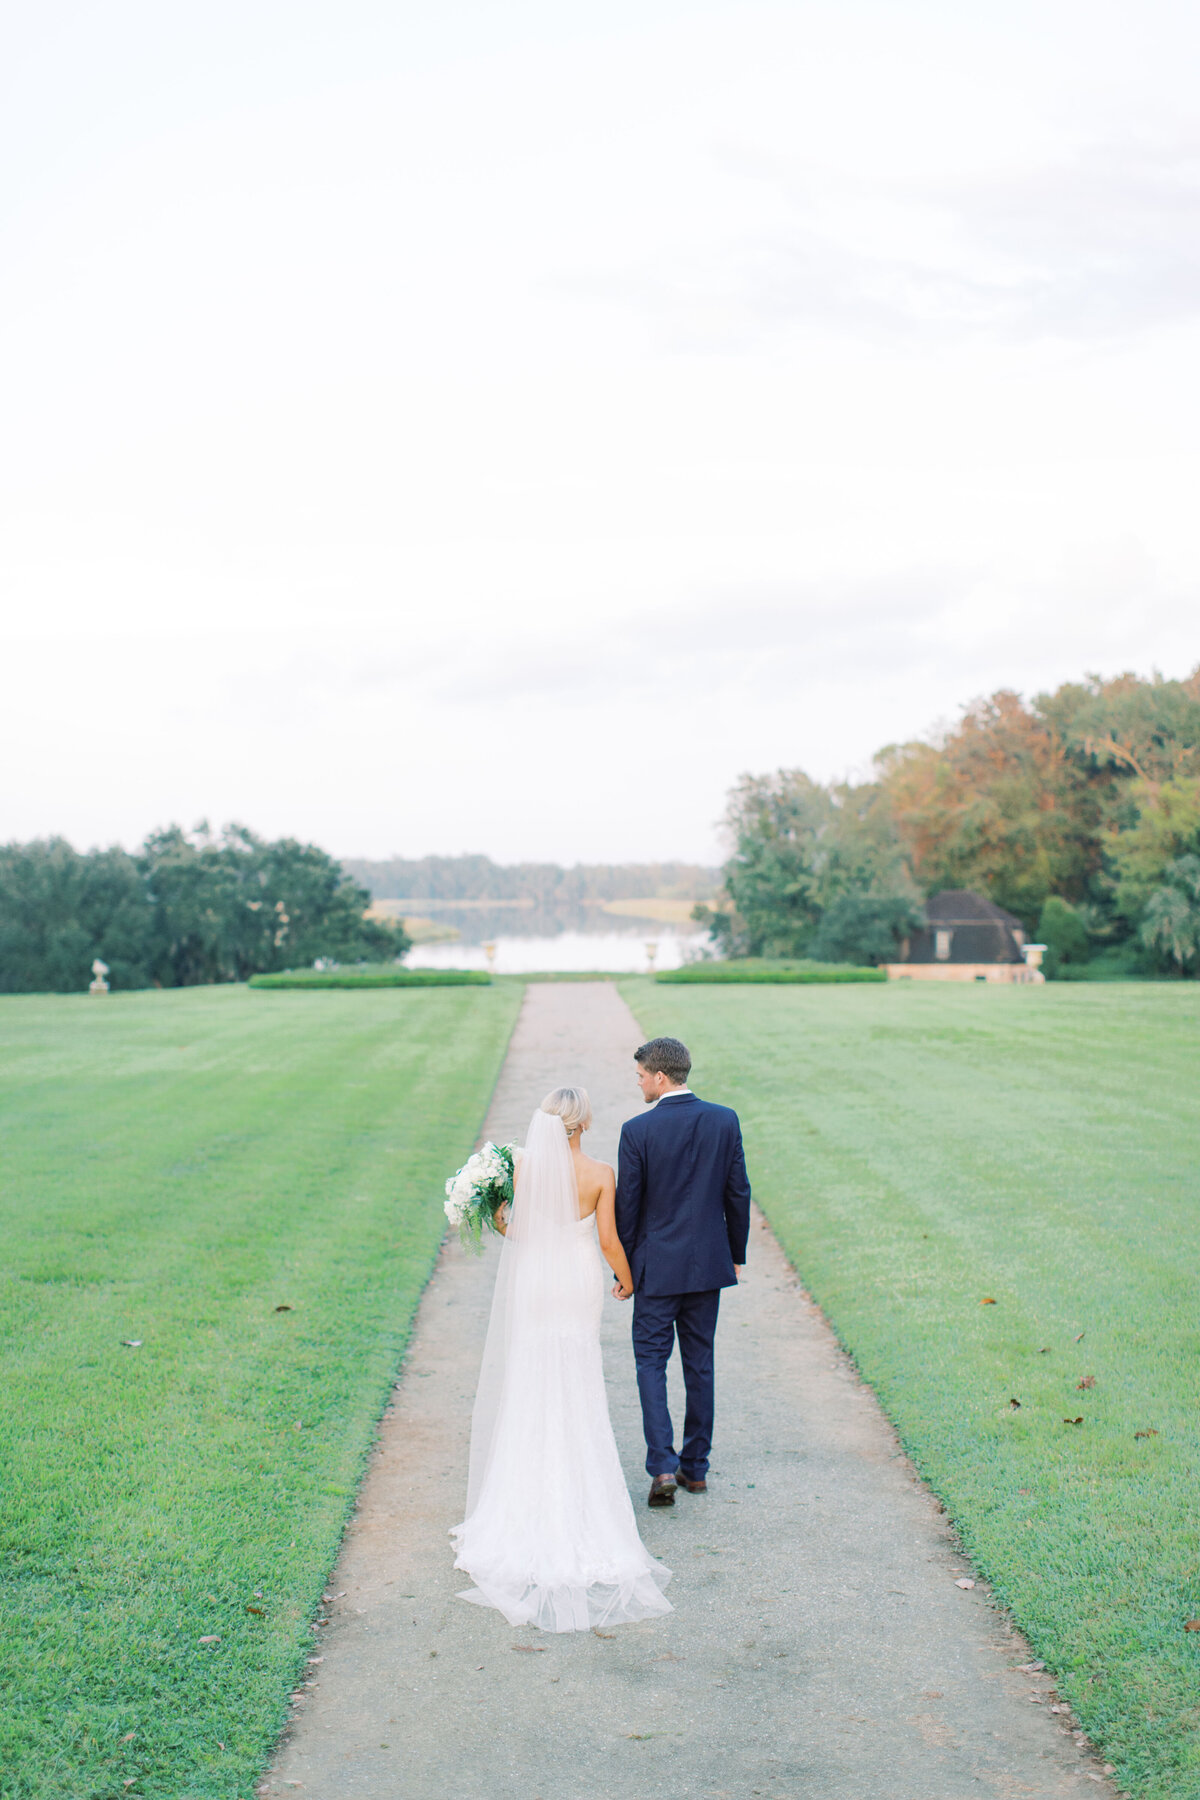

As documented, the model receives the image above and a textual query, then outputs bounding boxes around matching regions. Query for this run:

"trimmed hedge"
[248,968,490,989]
[656,959,886,985]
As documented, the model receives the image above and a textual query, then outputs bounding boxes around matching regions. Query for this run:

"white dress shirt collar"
[656,1086,693,1099]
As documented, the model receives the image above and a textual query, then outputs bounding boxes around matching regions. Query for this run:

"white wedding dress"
[451,1107,672,1632]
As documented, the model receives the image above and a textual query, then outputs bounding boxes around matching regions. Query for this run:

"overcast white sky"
[3,0,1198,865]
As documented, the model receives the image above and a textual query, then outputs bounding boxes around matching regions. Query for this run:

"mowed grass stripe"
[0,982,521,1800]
[620,978,1200,1800]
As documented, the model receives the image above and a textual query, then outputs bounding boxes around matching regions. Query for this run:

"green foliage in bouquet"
[443,1141,516,1249]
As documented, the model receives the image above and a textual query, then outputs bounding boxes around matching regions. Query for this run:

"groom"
[615,1036,752,1507]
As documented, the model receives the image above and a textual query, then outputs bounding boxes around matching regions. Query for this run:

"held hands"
[610,1271,740,1297]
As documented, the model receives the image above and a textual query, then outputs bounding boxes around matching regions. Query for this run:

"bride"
[451,1087,673,1632]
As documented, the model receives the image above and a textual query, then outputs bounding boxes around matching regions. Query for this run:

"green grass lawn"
[620,977,1200,1800]
[0,982,520,1800]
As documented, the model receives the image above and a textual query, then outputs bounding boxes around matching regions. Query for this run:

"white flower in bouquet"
[440,1140,517,1250]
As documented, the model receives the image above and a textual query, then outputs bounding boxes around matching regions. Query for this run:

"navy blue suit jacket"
[615,1093,752,1297]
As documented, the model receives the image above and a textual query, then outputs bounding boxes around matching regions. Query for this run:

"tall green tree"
[706,771,914,957]
[1106,779,1200,922]
[1140,855,1200,976]
[1035,896,1091,977]
[0,827,409,994]
[141,824,409,986]
[0,839,154,993]
[707,665,1200,962]
[1039,667,1200,792]
[876,690,1095,924]
[704,772,835,957]
[807,892,926,966]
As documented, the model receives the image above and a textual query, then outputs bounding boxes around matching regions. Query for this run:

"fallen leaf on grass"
[1073,1331,1085,1342]
[980,1297,997,1305]
[274,1304,293,1313]
[512,1644,546,1653]
[306,1656,323,1665]
[1016,1660,1046,1672]
[1134,1428,1158,1439]
[955,1578,975,1589]
[120,1340,143,1348]
[1008,1398,1022,1409]
[1063,1417,1084,1426]
[1184,1620,1200,1632]
[120,1730,135,1742]
[123,1781,136,1790]
[1076,1376,1095,1390]
[246,1605,266,1615]
[199,1635,221,1645]
[1037,1347,1051,1354]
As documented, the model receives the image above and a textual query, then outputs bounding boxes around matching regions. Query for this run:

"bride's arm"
[595,1165,634,1299]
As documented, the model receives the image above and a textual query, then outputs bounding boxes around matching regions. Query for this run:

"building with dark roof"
[885,891,1045,983]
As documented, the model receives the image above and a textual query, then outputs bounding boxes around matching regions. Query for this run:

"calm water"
[405,926,709,975]
[388,896,712,973]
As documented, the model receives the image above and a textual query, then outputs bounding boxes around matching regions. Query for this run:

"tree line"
[699,667,1200,976]
[0,825,410,994]
[341,853,718,905]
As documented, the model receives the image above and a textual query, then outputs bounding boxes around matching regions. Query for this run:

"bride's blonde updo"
[540,1086,592,1137]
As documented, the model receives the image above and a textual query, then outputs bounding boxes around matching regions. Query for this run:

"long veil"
[452,1106,672,1631]
[464,1107,583,1517]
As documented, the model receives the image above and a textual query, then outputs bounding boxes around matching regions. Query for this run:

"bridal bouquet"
[444,1141,516,1250]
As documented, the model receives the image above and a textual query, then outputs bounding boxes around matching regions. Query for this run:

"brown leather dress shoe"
[648,1473,677,1507]
[675,1472,707,1493]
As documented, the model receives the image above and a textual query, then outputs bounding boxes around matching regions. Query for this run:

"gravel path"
[265,982,1115,1800]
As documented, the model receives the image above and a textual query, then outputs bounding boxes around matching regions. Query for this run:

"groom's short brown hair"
[634,1037,691,1083]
